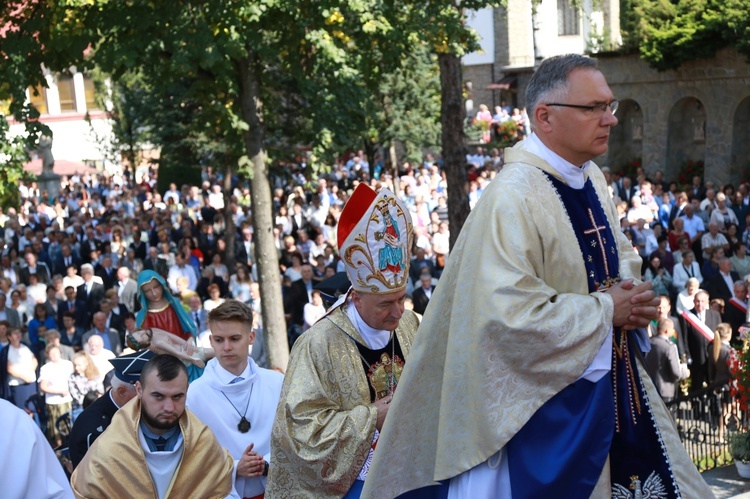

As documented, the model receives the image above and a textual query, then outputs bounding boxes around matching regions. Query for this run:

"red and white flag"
[729,297,748,315]
[680,310,715,341]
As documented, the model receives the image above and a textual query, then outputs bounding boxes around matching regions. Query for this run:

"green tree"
[87,69,156,184]
[375,46,442,177]
[53,0,441,370]
[0,116,33,210]
[408,1,503,248]
[624,0,750,71]
[2,0,494,367]
[0,2,55,201]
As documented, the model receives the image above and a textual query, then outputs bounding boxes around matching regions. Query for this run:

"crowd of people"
[473,102,530,143]
[603,168,750,399]
[0,147,471,479]
[0,63,733,495]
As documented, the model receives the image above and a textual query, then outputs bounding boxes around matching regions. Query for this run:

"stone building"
[598,48,750,187]
[464,2,750,186]
[464,0,620,115]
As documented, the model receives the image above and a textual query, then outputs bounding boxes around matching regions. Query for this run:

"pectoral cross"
[583,208,610,278]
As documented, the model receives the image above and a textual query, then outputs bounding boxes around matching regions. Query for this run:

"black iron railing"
[665,382,745,471]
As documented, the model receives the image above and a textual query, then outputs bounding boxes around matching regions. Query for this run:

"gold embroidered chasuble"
[267,304,418,498]
[71,397,235,499]
[361,141,714,498]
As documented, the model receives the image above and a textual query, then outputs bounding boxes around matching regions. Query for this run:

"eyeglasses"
[545,99,619,118]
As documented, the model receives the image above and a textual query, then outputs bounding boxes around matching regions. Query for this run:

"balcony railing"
[664,382,744,471]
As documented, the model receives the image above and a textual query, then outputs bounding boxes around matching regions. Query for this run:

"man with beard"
[71,354,238,498]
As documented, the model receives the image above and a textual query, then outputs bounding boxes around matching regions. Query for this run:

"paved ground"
[703,465,750,498]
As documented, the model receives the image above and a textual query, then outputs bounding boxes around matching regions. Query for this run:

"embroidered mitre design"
[338,184,413,294]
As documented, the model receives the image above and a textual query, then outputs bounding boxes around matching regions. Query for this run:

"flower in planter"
[729,336,750,468]
[729,337,749,410]
[729,432,750,464]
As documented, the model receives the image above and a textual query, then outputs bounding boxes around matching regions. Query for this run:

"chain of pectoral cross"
[583,208,643,431]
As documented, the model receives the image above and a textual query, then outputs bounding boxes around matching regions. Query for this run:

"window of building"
[83,76,100,111]
[57,76,76,112]
[558,0,580,36]
[28,85,49,115]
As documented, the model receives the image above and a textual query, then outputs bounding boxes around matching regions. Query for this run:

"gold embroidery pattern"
[613,329,642,432]
[342,195,413,294]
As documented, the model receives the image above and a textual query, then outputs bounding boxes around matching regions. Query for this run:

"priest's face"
[137,368,188,433]
[538,69,618,166]
[209,320,254,376]
[353,289,407,331]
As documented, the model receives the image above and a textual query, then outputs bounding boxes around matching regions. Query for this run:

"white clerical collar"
[109,389,121,409]
[525,133,590,190]
[346,296,391,349]
[214,356,252,385]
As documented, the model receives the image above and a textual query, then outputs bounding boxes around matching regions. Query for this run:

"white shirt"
[89,350,115,381]
[720,271,736,298]
[39,360,74,404]
[63,275,84,290]
[303,302,326,330]
[139,428,186,499]
[118,278,130,297]
[2,267,18,286]
[167,265,198,293]
[7,344,37,385]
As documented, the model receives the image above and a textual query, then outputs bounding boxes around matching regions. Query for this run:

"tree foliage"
[1,0,501,364]
[0,115,33,210]
[87,69,152,181]
[61,0,453,369]
[0,2,70,199]
[398,0,502,248]
[370,46,442,166]
[624,0,750,71]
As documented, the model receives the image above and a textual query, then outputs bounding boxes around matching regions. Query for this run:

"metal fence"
[665,382,744,471]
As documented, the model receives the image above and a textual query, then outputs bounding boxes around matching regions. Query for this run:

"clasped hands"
[604,279,659,330]
[237,443,266,478]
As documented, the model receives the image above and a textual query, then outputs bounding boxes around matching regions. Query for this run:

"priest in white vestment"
[363,54,714,498]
